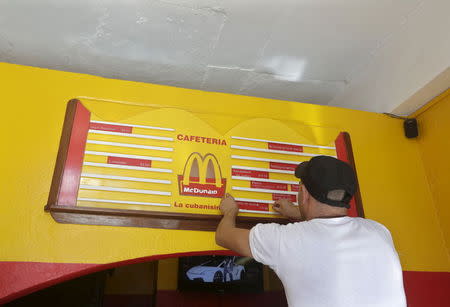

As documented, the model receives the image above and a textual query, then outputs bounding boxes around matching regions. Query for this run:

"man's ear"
[302,185,310,204]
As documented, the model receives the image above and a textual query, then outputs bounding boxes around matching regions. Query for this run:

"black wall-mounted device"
[404,118,418,138]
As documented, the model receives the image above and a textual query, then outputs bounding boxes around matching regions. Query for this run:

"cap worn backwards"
[295,156,356,208]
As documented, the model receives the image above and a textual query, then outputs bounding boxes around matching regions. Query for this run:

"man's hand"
[220,193,239,217]
[273,199,302,221]
[216,193,252,257]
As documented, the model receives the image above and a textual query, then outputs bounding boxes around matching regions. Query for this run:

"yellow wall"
[415,89,450,257]
[0,62,448,272]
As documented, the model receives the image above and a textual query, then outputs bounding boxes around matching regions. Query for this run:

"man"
[223,257,234,282]
[216,156,406,307]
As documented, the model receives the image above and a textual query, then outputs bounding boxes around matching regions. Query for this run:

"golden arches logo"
[178,152,226,198]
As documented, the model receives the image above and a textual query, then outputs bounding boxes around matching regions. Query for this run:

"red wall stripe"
[156,290,288,307]
[156,272,450,307]
[104,294,154,307]
[402,271,450,307]
[1,261,448,305]
[0,251,238,304]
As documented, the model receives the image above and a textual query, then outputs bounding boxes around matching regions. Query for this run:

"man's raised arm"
[215,194,252,257]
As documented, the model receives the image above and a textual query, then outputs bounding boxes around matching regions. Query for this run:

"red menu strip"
[232,168,269,179]
[268,142,303,152]
[272,193,297,202]
[237,201,269,212]
[107,156,151,167]
[251,181,288,191]
[90,122,133,133]
[269,162,297,171]
[291,184,300,192]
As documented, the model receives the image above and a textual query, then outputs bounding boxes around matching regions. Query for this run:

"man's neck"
[307,202,348,220]
[313,214,348,219]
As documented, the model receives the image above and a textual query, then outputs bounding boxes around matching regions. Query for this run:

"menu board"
[45,99,362,231]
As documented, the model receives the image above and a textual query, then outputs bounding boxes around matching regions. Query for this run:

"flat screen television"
[178,255,264,293]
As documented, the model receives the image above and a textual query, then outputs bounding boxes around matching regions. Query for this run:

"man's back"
[249,217,406,307]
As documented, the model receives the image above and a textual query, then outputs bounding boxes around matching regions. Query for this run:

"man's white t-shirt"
[249,217,406,307]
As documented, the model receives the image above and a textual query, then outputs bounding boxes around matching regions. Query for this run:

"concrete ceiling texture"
[0,0,449,115]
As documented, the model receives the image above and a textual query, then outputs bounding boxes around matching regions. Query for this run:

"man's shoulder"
[350,218,394,243]
[357,217,391,231]
[305,216,392,234]
[251,221,303,235]
[253,217,391,232]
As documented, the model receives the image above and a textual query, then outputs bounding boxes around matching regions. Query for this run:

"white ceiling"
[0,0,448,114]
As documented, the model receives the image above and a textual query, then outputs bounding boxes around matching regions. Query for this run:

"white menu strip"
[235,197,272,204]
[91,120,175,131]
[87,140,173,152]
[239,209,279,215]
[232,176,298,185]
[81,173,171,184]
[232,186,298,195]
[232,165,294,175]
[232,155,302,165]
[232,136,335,149]
[78,197,171,207]
[231,145,325,157]
[85,151,172,162]
[89,130,174,141]
[83,162,172,173]
[235,197,298,206]
[80,184,171,196]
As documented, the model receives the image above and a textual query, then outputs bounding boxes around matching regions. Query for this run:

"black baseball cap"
[295,156,356,208]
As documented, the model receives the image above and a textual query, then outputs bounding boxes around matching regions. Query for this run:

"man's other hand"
[273,199,302,221]
[216,193,252,257]
[220,193,239,216]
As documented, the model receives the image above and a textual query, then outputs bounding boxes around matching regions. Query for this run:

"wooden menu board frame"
[45,99,364,231]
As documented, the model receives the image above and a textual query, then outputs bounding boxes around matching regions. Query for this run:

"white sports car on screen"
[186,257,245,283]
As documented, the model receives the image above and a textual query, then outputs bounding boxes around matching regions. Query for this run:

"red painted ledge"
[0,250,237,304]
[1,257,448,306]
